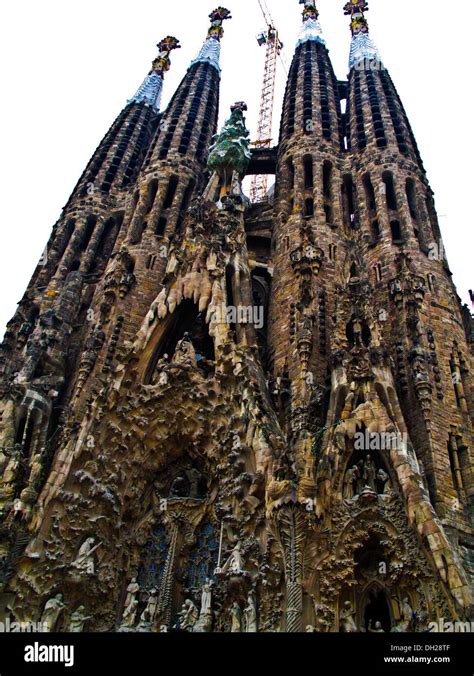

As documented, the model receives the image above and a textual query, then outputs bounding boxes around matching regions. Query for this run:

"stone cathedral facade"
[0,2,472,634]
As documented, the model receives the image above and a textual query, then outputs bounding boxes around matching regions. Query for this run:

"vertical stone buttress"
[269,1,345,632]
[270,1,343,465]
[344,1,473,546]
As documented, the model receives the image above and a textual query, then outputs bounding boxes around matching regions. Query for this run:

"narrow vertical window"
[304,156,314,190]
[342,174,356,228]
[305,198,314,218]
[390,220,402,242]
[323,161,332,199]
[383,172,398,211]
[163,176,179,210]
[371,220,380,243]
[363,173,377,213]
[405,179,418,220]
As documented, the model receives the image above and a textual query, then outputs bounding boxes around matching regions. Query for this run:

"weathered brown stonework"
[0,5,472,633]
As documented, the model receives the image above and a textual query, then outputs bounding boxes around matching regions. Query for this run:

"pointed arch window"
[137,525,169,592]
[186,523,219,589]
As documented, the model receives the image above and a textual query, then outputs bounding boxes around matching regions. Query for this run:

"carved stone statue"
[188,468,203,499]
[145,587,159,624]
[72,537,99,575]
[368,620,384,633]
[363,454,377,492]
[157,370,169,387]
[200,578,213,616]
[243,590,257,632]
[121,596,138,629]
[343,465,359,500]
[390,596,415,632]
[230,601,242,633]
[121,578,140,628]
[125,578,140,608]
[68,606,92,632]
[2,445,22,485]
[339,600,358,633]
[356,459,365,495]
[178,599,199,631]
[377,468,390,495]
[221,542,244,575]
[401,596,415,629]
[173,333,196,366]
[41,594,66,632]
[24,451,44,493]
[137,588,159,629]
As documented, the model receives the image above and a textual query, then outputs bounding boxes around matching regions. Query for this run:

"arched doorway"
[362,586,392,633]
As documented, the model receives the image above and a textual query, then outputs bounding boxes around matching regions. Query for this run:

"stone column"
[275,506,306,633]
[156,520,180,628]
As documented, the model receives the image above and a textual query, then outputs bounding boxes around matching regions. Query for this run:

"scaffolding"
[250,2,283,203]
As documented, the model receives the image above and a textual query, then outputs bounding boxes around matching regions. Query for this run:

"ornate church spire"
[344,0,380,69]
[129,36,181,111]
[296,0,325,48]
[191,7,232,71]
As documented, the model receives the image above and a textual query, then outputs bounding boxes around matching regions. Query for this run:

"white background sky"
[0,0,472,336]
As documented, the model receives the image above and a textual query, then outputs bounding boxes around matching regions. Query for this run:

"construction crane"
[250,0,284,203]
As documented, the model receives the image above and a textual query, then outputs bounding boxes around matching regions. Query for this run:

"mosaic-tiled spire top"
[344,0,380,69]
[192,7,232,71]
[129,36,181,112]
[297,0,325,47]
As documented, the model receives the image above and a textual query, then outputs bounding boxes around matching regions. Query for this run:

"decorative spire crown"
[297,1,325,48]
[152,36,181,75]
[128,36,181,112]
[343,1,381,70]
[192,7,232,70]
[344,0,369,35]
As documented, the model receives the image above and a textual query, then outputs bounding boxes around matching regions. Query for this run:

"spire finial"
[152,36,181,75]
[301,0,319,22]
[128,36,181,112]
[297,1,325,47]
[207,7,232,41]
[192,7,232,70]
[344,0,369,35]
[343,1,381,70]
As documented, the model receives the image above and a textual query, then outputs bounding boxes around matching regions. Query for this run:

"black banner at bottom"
[0,632,472,675]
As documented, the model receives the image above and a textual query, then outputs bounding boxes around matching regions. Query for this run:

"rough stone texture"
[0,7,472,633]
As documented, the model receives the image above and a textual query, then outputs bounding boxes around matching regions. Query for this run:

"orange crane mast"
[250,1,284,203]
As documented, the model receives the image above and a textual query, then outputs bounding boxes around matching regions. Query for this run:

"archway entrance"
[363,587,391,633]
